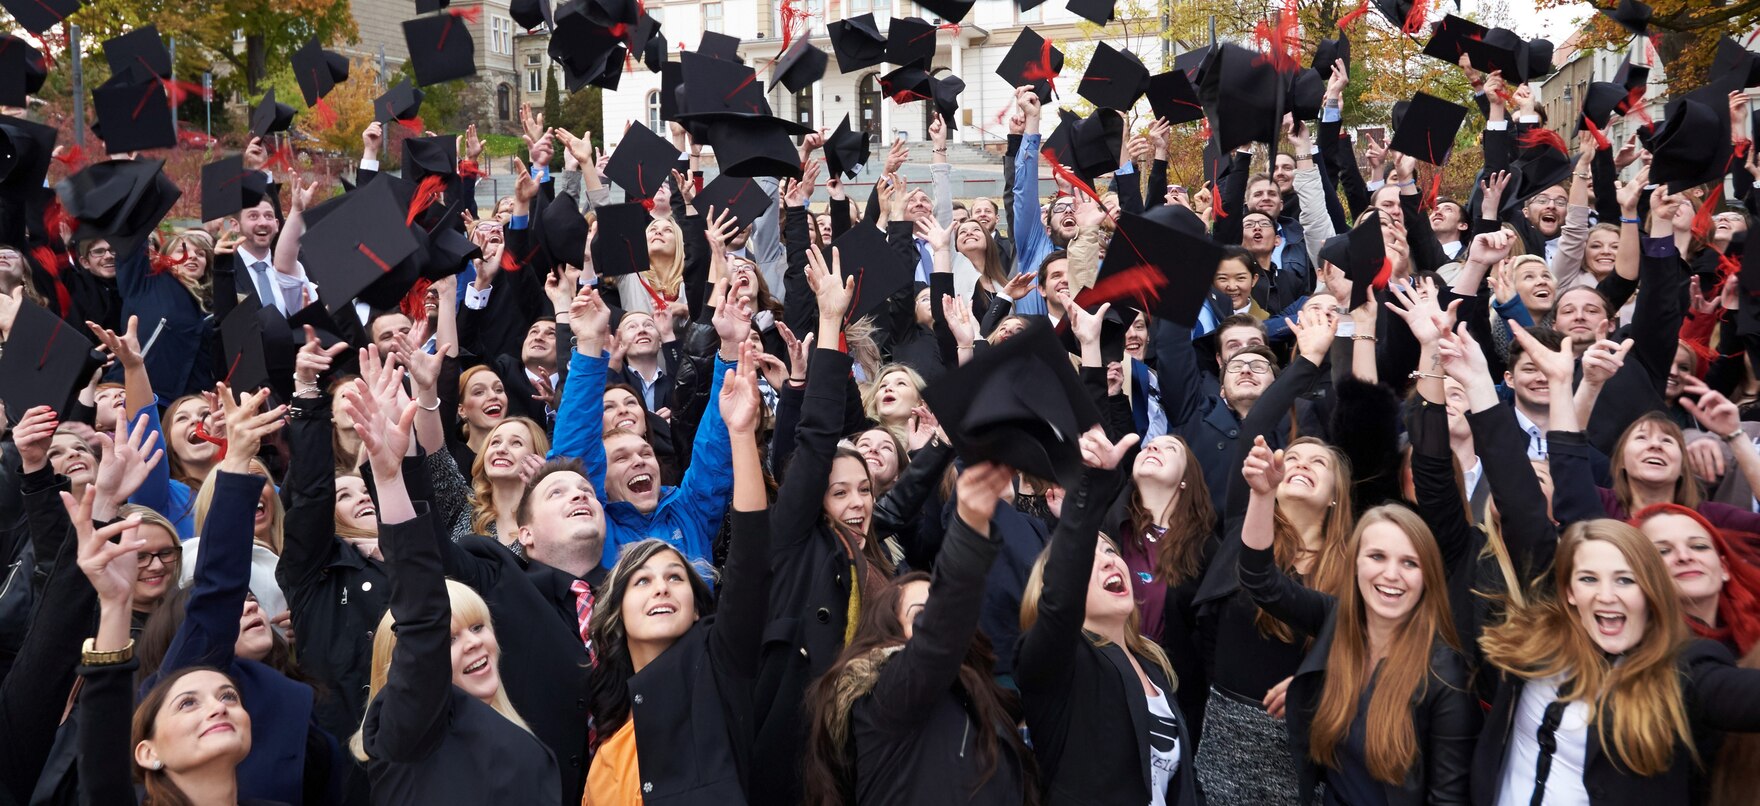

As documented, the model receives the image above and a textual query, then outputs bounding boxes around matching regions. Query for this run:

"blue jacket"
[549,349,735,570]
[115,248,214,399]
[126,401,195,538]
[1010,133,1052,316]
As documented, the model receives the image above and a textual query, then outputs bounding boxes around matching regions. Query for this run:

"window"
[794,84,813,126]
[846,0,871,15]
[491,16,513,54]
[527,69,542,92]
[703,2,723,33]
[1016,3,1039,22]
[527,53,542,65]
[647,90,665,134]
[498,84,512,120]
[648,6,664,24]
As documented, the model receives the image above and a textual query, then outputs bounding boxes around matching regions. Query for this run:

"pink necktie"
[571,579,597,665]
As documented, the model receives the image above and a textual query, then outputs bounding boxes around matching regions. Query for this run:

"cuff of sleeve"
[360,158,380,171]
[1486,120,1509,131]
[463,283,492,309]
[1517,115,1540,124]
[1115,160,1136,176]
[509,214,530,230]
[1321,107,1341,123]
[532,165,550,183]
[1366,179,1386,192]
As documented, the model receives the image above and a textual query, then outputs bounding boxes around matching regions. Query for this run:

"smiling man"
[1504,326,1566,459]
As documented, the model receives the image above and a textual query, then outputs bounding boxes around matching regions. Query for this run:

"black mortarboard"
[0,36,49,107]
[550,0,623,89]
[923,319,1100,488]
[1319,209,1388,309]
[707,117,805,179]
[422,227,482,280]
[1508,131,1572,204]
[996,27,1062,104]
[1740,225,1760,336]
[825,114,869,178]
[1423,16,1528,81]
[401,135,468,230]
[0,114,56,193]
[695,173,771,233]
[540,193,590,267]
[1066,0,1115,25]
[291,37,344,108]
[1388,92,1467,165]
[104,26,171,80]
[1313,36,1350,73]
[55,158,180,257]
[587,46,627,92]
[1079,43,1150,112]
[301,179,423,314]
[633,13,666,72]
[1600,0,1650,36]
[604,122,681,199]
[93,70,175,153]
[249,88,295,138]
[0,0,78,35]
[1174,45,1210,78]
[1477,28,1544,84]
[1056,303,1128,365]
[828,14,887,73]
[510,0,552,29]
[0,302,100,420]
[833,223,914,322]
[1146,70,1204,125]
[887,17,936,70]
[698,31,742,62]
[1077,205,1219,328]
[200,156,269,223]
[581,0,638,28]
[931,74,965,128]
[375,78,425,124]
[675,52,809,130]
[1577,81,1625,133]
[1042,109,1120,189]
[774,39,827,94]
[1288,69,1326,122]
[917,0,973,23]
[590,202,652,277]
[1524,38,1557,82]
[1712,36,1760,89]
[1374,0,1420,32]
[217,303,271,392]
[880,65,933,104]
[1644,84,1737,193]
[1197,43,1282,153]
[403,14,479,86]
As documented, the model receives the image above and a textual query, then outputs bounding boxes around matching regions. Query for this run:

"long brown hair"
[1019,534,1176,683]
[1259,437,1356,641]
[468,417,551,536]
[133,666,245,806]
[1308,505,1461,784]
[1610,413,1701,516]
[585,539,717,749]
[827,446,898,579]
[1480,520,1695,776]
[802,572,1039,806]
[1125,436,1216,588]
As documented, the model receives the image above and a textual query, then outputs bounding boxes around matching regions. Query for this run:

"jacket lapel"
[1098,641,1155,794]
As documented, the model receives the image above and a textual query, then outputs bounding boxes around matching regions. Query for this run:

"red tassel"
[397,116,427,134]
[1402,0,1428,34]
[457,159,484,180]
[312,97,338,130]
[446,6,482,22]
[1582,115,1610,151]
[1252,0,1302,75]
[265,144,296,174]
[1372,256,1393,290]
[1337,0,1370,30]
[159,77,207,106]
[1516,126,1568,155]
[406,174,449,227]
[1620,85,1653,130]
[1422,172,1442,212]
[1691,184,1724,248]
[1023,39,1061,95]
[28,245,71,318]
[1076,263,1165,311]
[148,251,178,276]
[400,277,434,322]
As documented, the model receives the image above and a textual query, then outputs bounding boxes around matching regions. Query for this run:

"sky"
[1473,0,1593,41]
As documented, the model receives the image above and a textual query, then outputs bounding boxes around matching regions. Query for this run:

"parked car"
[177,126,217,149]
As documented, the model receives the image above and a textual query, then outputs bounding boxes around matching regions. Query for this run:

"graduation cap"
[0,0,78,35]
[880,65,933,104]
[1066,0,1115,25]
[1318,209,1388,309]
[1644,85,1737,193]
[0,114,57,193]
[674,51,794,124]
[659,60,683,122]
[774,39,827,94]
[1043,108,1123,189]
[249,89,296,138]
[695,173,771,233]
[604,122,681,199]
[581,0,640,29]
[1712,36,1760,89]
[1600,0,1650,37]
[291,37,348,108]
[631,13,666,73]
[92,71,176,153]
[509,0,553,30]
[403,14,479,86]
[1197,43,1282,154]
[1146,70,1205,125]
[549,0,624,89]
[0,301,102,421]
[539,193,590,267]
[200,155,269,223]
[698,31,743,62]
[374,79,425,124]
[55,158,181,257]
[707,116,806,179]
[1509,130,1573,204]
[825,114,869,179]
[1313,36,1350,74]
[1388,92,1468,166]
[1288,69,1326,122]
[931,74,965,129]
[0,35,50,107]
[887,17,937,70]
[104,25,171,80]
[1373,0,1422,32]
[1079,43,1150,112]
[922,319,1101,488]
[1477,28,1551,84]
[1577,81,1626,134]
[997,27,1063,104]
[1076,205,1220,329]
[590,202,652,277]
[402,135,468,230]
[1422,16,1528,81]
[217,303,272,392]
[301,178,424,314]
[423,227,483,280]
[1523,38,1557,82]
[916,0,973,23]
[833,222,914,322]
[828,14,887,74]
[1173,45,1210,79]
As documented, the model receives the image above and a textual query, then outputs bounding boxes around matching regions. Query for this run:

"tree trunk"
[246,34,266,94]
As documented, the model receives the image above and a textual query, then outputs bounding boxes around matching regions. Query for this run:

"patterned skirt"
[1193,685,1303,806]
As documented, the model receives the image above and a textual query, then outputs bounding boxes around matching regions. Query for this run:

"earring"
[151,760,164,771]
[1178,481,1186,490]
[1328,500,1336,507]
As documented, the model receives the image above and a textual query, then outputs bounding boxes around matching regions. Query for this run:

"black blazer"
[362,507,560,805]
[1015,466,1202,806]
[1239,543,1479,806]
[1473,639,1760,806]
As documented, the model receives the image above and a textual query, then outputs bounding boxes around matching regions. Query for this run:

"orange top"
[582,720,641,806]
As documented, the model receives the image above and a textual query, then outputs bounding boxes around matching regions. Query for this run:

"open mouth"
[1142,456,1163,468]
[1285,472,1315,488]
[483,403,504,417]
[1641,455,1668,468]
[842,515,866,529]
[488,454,515,470]
[615,416,639,430]
[1593,611,1626,636]
[1102,573,1127,594]
[880,393,897,405]
[568,502,595,520]
[65,461,89,476]
[255,501,267,518]
[1373,584,1405,602]
[1531,288,1552,302]
[140,572,168,587]
[242,616,267,634]
[627,474,655,495]
[463,656,490,675]
[354,503,377,520]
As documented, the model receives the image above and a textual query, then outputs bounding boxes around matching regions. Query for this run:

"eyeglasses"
[1049,201,1075,213]
[87,247,115,257]
[1225,359,1272,375]
[1242,220,1275,232]
[1529,195,1567,208]
[137,548,180,568]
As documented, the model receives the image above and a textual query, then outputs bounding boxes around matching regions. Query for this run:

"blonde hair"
[332,472,377,541]
[117,503,180,543]
[468,417,551,536]
[859,364,927,427]
[163,232,214,311]
[192,459,283,555]
[643,217,686,299]
[350,580,533,760]
[1480,519,1695,776]
[1018,533,1177,684]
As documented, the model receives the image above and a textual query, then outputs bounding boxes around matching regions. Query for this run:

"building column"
[880,78,893,142]
[947,35,963,144]
[813,72,824,131]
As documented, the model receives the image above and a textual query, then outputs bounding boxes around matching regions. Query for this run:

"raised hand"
[291,175,321,214]
[11,405,56,473]
[1077,425,1138,470]
[1435,323,1492,389]
[805,245,853,325]
[63,485,145,606]
[1616,163,1650,214]
[569,286,612,351]
[396,318,444,394]
[1467,228,1515,268]
[718,341,764,436]
[86,316,145,371]
[513,157,539,204]
[339,376,418,479]
[670,169,696,205]
[91,413,163,519]
[1002,271,1038,302]
[1682,386,1743,438]
[1613,133,1642,169]
[1479,170,1511,213]
[775,320,813,382]
[1288,304,1337,365]
[942,294,977,349]
[294,324,348,389]
[704,206,739,253]
[1384,280,1459,345]
[463,123,486,160]
[1241,436,1284,495]
[362,121,383,160]
[216,383,286,474]
[954,461,1013,534]
[1060,293,1107,348]
[554,128,596,169]
[884,137,909,174]
[915,213,950,251]
[711,284,755,349]
[1506,321,1575,384]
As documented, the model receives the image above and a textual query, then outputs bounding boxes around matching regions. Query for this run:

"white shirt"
[1463,456,1485,502]
[238,246,316,317]
[1441,239,1464,260]
[1146,686,1181,806]
[1512,406,1549,460]
[1496,675,1591,806]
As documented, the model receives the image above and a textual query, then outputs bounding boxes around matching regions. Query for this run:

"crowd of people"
[3,6,1760,805]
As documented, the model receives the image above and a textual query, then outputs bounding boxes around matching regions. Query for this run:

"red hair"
[1630,503,1760,655]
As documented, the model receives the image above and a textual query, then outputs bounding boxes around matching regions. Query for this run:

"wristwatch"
[82,638,135,666]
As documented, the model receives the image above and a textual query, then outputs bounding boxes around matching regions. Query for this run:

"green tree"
[543,67,564,133]
[1532,0,1757,92]
[555,84,603,148]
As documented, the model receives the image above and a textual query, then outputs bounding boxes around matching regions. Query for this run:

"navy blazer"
[115,246,214,398]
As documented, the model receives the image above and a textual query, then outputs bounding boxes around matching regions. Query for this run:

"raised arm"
[771,245,853,552]
[546,287,612,493]
[1236,437,1334,635]
[278,329,351,597]
[706,344,772,680]
[73,494,150,806]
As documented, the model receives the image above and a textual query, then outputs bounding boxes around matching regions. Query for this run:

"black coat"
[1015,466,1202,806]
[1239,543,1479,806]
[1472,640,1760,806]
[362,507,560,805]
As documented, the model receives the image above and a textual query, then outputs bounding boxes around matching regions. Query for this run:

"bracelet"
[1573,172,1591,179]
[1408,370,1447,380]
[82,637,134,666]
[414,397,441,412]
[1722,429,1746,443]
[1620,216,1640,224]
[1351,334,1378,342]
[293,381,320,395]
[932,148,948,154]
